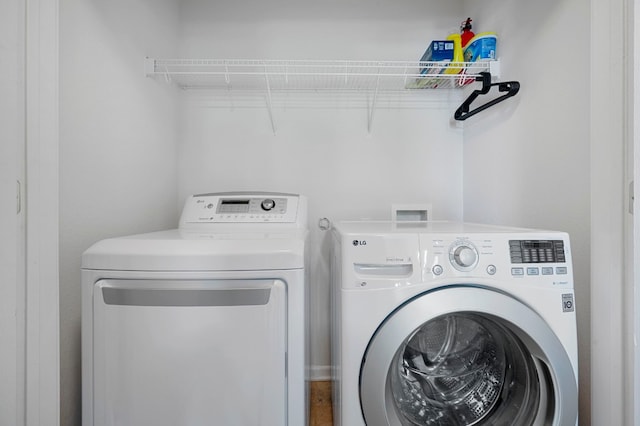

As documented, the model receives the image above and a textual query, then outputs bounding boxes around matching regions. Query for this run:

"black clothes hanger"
[454,72,520,121]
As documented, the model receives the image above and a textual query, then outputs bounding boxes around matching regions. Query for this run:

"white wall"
[59,1,180,424]
[177,0,462,60]
[461,0,591,423]
[175,0,466,376]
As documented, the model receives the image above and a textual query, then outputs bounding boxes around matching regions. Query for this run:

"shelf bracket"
[367,73,381,134]
[263,66,277,134]
[163,66,172,84]
[224,61,231,86]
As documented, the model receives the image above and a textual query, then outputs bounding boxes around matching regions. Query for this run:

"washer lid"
[82,229,307,271]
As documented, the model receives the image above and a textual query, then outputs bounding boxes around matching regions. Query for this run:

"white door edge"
[25,0,60,424]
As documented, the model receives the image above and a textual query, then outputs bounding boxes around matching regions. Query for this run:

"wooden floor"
[309,381,333,426]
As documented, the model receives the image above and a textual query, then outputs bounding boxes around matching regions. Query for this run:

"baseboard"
[308,365,332,381]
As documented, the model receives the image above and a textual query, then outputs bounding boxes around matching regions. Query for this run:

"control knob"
[449,242,479,271]
[261,199,276,211]
[454,246,477,267]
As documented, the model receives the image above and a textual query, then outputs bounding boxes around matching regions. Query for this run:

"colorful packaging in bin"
[408,21,497,89]
[419,40,455,63]
[409,34,465,89]
[463,32,497,62]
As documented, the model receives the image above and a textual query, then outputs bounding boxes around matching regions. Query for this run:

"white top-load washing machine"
[331,221,578,426]
[82,192,308,426]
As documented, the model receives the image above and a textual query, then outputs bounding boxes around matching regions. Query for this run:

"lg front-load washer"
[331,221,578,426]
[82,192,308,426]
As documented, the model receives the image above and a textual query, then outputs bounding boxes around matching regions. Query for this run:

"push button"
[432,265,444,276]
[541,267,554,275]
[511,267,524,276]
[527,267,539,276]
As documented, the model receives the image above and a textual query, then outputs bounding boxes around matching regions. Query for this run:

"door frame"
[1,0,26,423]
[24,0,60,424]
[633,0,640,423]
[590,0,630,423]
[23,0,633,424]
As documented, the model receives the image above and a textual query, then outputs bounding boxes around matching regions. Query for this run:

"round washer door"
[360,286,577,426]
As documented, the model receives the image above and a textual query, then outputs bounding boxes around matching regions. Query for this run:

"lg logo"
[352,240,367,246]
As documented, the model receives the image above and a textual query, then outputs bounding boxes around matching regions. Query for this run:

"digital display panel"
[509,240,565,264]
[221,200,250,205]
[217,199,251,213]
[522,241,553,249]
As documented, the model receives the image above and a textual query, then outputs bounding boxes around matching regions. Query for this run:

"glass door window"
[389,313,541,425]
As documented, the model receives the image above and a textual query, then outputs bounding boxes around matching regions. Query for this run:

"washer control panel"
[335,222,573,290]
[180,192,301,225]
[216,197,286,215]
[421,232,572,285]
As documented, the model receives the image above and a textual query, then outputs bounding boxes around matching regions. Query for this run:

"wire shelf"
[145,58,499,91]
[144,58,501,133]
